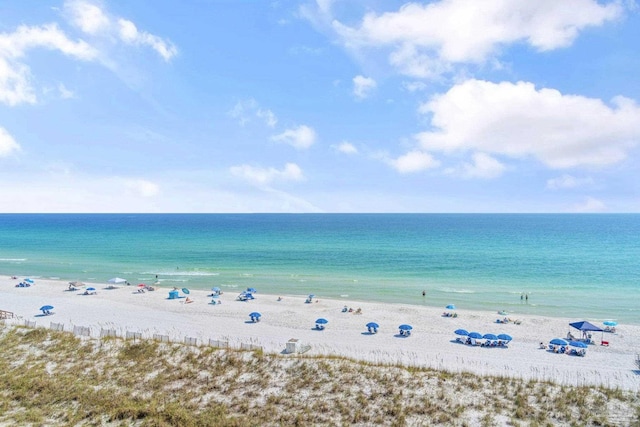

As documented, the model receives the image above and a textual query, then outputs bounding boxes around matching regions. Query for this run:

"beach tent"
[570,320,603,342]
[108,277,126,284]
[569,321,603,332]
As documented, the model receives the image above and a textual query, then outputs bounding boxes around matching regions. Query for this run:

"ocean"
[1,214,638,324]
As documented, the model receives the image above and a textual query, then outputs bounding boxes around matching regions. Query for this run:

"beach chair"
[601,340,609,347]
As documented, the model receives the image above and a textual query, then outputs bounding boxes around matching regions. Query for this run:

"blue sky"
[1,0,639,213]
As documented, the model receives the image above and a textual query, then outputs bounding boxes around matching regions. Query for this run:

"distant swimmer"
[422,290,426,297]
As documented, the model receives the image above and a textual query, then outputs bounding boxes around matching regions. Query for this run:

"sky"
[1,0,639,213]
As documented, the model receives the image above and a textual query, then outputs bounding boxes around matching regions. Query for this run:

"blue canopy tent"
[249,312,261,322]
[569,320,603,343]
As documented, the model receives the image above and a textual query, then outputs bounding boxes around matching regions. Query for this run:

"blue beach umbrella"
[468,332,482,339]
[483,333,498,341]
[25,278,34,284]
[40,305,53,312]
[249,312,261,318]
[454,329,469,336]
[315,318,328,325]
[550,338,568,346]
[182,288,190,294]
[366,322,379,329]
[569,341,588,348]
[247,287,257,293]
[497,334,512,341]
[399,324,413,331]
[86,287,96,291]
[446,304,456,310]
[603,321,617,326]
[211,287,221,292]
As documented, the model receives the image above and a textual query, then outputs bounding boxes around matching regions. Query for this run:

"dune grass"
[0,324,638,426]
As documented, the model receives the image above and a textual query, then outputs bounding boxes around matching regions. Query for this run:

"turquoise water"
[1,214,638,323]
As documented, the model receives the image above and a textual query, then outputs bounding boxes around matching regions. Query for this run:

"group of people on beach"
[342,306,362,314]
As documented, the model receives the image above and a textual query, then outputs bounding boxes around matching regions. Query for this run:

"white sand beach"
[2,275,638,391]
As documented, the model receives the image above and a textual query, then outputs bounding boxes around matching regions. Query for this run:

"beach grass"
[1,324,638,426]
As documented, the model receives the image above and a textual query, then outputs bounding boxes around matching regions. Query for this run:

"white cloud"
[58,83,75,99]
[546,174,594,190]
[124,178,160,197]
[117,19,177,62]
[403,81,428,92]
[461,152,505,179]
[271,125,317,149]
[229,99,278,128]
[388,150,439,173]
[332,0,623,78]
[0,24,96,105]
[0,127,21,156]
[416,79,640,169]
[64,0,178,61]
[334,141,358,155]
[65,0,110,34]
[230,163,304,186]
[571,196,606,212]
[257,109,278,128]
[353,75,376,99]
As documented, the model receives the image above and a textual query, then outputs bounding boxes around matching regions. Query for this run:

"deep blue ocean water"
[1,214,638,323]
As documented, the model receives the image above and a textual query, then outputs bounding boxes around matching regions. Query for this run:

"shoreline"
[2,275,639,391]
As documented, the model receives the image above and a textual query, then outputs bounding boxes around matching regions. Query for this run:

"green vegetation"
[0,324,638,426]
